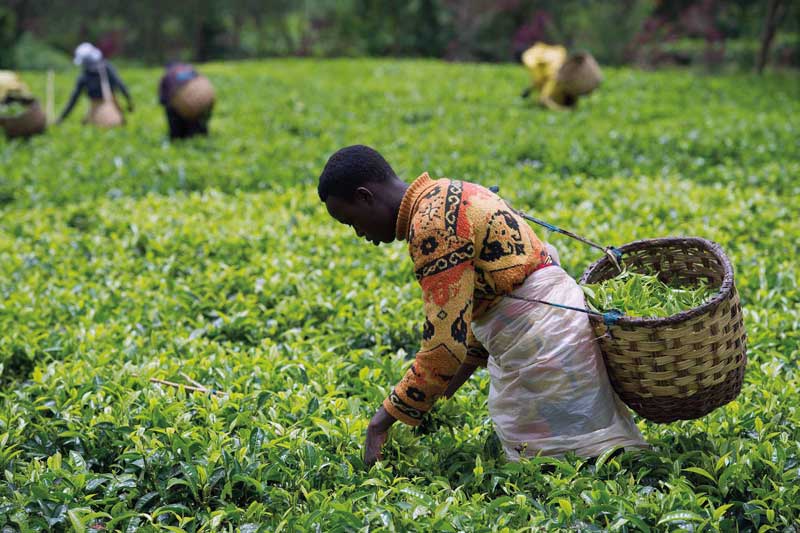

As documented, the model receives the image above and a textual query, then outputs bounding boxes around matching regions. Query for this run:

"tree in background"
[1,0,797,70]
[0,7,16,69]
[631,0,799,70]
[757,0,789,73]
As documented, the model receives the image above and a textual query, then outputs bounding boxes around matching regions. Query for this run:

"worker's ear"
[354,186,374,205]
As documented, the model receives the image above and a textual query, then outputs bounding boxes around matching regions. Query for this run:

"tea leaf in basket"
[582,269,717,318]
[0,100,30,118]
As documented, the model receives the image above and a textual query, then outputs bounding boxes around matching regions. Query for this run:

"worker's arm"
[57,76,85,123]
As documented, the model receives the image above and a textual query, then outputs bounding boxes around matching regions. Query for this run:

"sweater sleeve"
[383,229,477,426]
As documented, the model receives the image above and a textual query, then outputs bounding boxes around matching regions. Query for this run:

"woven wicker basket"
[579,237,747,423]
[557,52,602,96]
[171,76,215,120]
[0,100,47,139]
[86,98,124,128]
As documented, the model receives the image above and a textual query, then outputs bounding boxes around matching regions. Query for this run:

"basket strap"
[98,63,113,103]
[488,184,623,271]
[503,293,624,326]
[484,184,625,324]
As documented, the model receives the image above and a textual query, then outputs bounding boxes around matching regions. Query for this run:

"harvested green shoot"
[582,269,717,318]
[0,100,30,117]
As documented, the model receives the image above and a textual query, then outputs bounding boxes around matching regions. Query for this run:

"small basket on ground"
[171,75,215,120]
[0,100,47,138]
[579,236,747,423]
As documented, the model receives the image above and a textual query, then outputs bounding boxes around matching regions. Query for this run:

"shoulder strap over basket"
[98,62,113,103]
[487,184,625,325]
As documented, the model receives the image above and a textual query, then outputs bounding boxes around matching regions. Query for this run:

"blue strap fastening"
[537,219,560,232]
[602,309,624,326]
[504,295,627,325]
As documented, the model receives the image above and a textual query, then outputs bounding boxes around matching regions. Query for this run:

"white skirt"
[472,262,647,460]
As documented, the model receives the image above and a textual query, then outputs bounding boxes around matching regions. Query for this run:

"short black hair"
[317,145,397,201]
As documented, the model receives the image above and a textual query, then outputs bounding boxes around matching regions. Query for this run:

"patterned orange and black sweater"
[384,173,552,426]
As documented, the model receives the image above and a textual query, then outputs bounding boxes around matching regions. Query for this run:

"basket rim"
[171,75,214,99]
[579,236,735,327]
[0,99,42,122]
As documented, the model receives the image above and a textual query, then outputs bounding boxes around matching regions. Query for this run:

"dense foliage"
[3,0,799,68]
[1,59,799,531]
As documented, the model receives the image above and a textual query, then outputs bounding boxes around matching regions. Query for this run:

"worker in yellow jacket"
[520,43,602,110]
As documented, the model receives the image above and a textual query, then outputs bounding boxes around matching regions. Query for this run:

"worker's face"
[325,187,396,246]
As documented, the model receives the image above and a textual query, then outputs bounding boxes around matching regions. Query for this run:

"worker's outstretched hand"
[364,405,396,467]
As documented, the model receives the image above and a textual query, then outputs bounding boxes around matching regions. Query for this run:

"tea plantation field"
[1,59,799,531]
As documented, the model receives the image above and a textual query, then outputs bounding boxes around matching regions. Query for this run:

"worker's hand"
[364,405,396,467]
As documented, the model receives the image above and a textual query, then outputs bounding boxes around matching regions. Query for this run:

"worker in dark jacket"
[57,43,134,124]
[159,62,214,140]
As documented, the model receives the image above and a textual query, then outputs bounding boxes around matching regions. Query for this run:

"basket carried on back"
[579,237,747,423]
[86,98,124,127]
[85,62,124,128]
[557,52,602,96]
[0,100,47,139]
[171,75,215,120]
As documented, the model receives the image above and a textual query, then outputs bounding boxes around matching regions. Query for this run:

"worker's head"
[318,145,406,246]
[164,61,188,71]
[74,43,103,67]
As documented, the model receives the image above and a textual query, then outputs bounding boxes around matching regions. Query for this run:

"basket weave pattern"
[86,98,124,128]
[556,53,602,96]
[579,237,747,423]
[171,76,215,120]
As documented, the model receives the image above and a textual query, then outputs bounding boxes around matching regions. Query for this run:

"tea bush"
[0,59,798,531]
